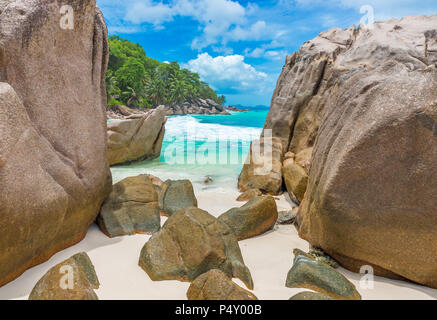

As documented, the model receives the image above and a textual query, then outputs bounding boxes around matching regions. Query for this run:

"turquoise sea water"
[111,109,268,186]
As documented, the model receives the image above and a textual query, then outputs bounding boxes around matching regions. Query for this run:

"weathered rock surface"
[238,137,283,195]
[97,175,160,237]
[139,207,254,289]
[107,107,166,166]
[293,16,437,288]
[0,1,111,287]
[29,253,99,300]
[286,249,361,300]
[219,196,278,240]
[277,208,298,225]
[158,179,198,216]
[236,188,262,202]
[187,269,258,300]
[162,99,229,115]
[282,160,308,203]
[289,291,334,300]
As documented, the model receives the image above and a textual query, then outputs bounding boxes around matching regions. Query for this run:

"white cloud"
[183,53,270,94]
[99,0,277,49]
[125,0,174,25]
[244,40,288,60]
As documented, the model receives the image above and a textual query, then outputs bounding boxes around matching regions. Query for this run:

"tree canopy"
[106,36,226,108]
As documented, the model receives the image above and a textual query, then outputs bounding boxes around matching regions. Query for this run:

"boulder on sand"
[158,179,198,216]
[219,196,278,240]
[107,107,166,166]
[282,160,308,204]
[236,188,262,202]
[0,1,111,287]
[138,207,254,290]
[286,249,361,300]
[97,175,160,238]
[187,269,258,300]
[29,253,99,300]
[294,15,437,288]
[238,137,283,195]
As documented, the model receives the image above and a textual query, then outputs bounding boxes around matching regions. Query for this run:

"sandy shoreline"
[1,183,436,300]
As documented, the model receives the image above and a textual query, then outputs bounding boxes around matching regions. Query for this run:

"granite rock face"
[294,16,437,288]
[139,207,254,290]
[29,253,99,300]
[243,14,437,288]
[158,179,198,216]
[0,1,111,287]
[187,269,258,300]
[219,196,278,240]
[282,159,308,204]
[238,137,283,195]
[286,249,361,300]
[236,188,262,202]
[107,107,166,166]
[97,175,160,237]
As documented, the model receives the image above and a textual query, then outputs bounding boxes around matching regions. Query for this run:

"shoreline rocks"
[219,196,278,240]
[240,14,437,289]
[107,107,166,166]
[0,1,111,287]
[97,175,160,238]
[187,269,258,300]
[138,207,254,290]
[162,99,230,116]
[29,253,100,300]
[286,249,361,300]
[295,15,437,288]
[158,179,198,216]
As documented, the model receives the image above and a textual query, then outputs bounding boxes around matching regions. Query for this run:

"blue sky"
[97,0,437,106]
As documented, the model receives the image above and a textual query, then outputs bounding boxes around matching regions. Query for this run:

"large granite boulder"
[295,15,437,288]
[97,175,160,238]
[187,269,258,300]
[29,253,99,300]
[138,207,254,290]
[282,159,308,204]
[107,107,166,166]
[158,179,198,216]
[236,188,262,202]
[218,196,278,240]
[238,137,283,195]
[286,249,361,300]
[0,1,111,287]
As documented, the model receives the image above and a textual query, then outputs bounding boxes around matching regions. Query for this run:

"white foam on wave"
[164,115,262,143]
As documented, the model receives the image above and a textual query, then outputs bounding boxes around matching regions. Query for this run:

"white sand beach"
[1,180,436,300]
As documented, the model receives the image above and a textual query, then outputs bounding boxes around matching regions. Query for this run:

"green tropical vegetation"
[106,36,226,108]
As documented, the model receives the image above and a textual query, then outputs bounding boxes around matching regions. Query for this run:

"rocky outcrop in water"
[29,253,100,300]
[250,15,437,288]
[162,98,230,115]
[139,207,254,290]
[107,107,166,166]
[0,1,111,287]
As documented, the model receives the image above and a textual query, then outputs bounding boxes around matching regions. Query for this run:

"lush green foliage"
[106,36,225,108]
